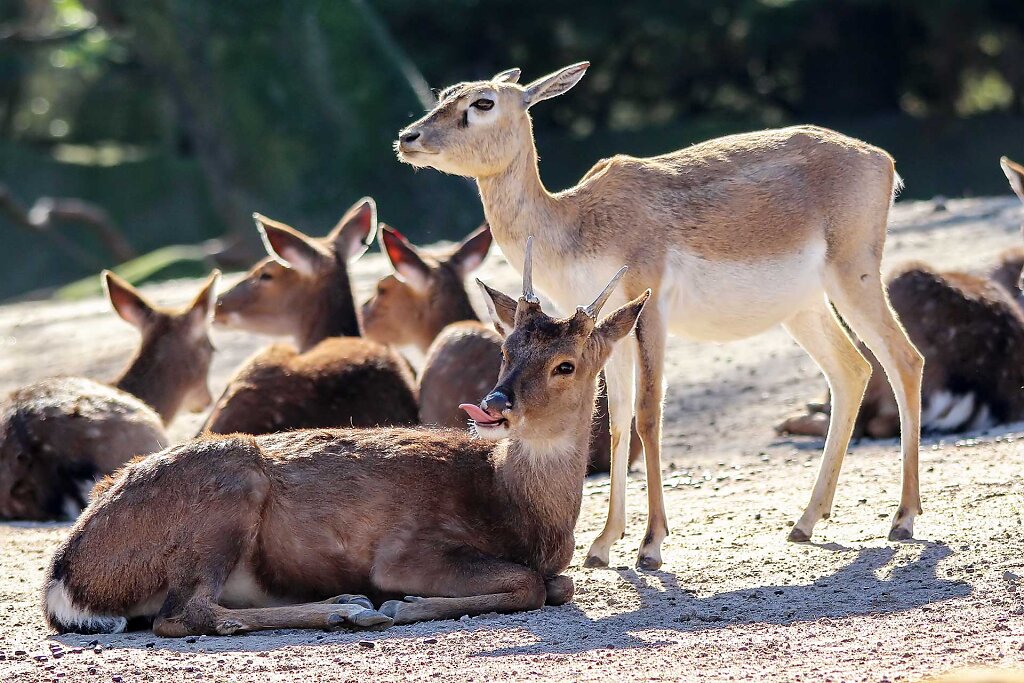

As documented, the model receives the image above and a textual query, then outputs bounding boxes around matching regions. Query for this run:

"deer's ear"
[380,224,431,292]
[477,279,518,337]
[103,271,156,329]
[1001,157,1024,203]
[591,290,650,346]
[331,197,377,262]
[254,214,329,276]
[493,68,521,84]
[186,269,221,335]
[448,223,492,278]
[523,62,589,109]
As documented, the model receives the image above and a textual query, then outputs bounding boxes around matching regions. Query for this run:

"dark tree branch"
[0,184,136,263]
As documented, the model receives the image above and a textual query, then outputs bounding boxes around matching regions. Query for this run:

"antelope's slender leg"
[156,598,390,636]
[584,339,637,568]
[826,265,924,541]
[783,298,872,541]
[633,302,669,570]
[375,552,549,625]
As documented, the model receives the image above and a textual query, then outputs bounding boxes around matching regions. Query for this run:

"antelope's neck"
[296,269,361,351]
[114,348,185,424]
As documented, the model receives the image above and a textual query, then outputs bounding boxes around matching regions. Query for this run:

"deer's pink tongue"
[459,403,501,423]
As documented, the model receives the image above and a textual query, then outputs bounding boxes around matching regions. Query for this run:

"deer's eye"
[554,362,575,376]
[471,98,494,111]
[259,272,273,282]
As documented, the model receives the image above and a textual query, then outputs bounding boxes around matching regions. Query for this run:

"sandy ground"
[1,197,1023,682]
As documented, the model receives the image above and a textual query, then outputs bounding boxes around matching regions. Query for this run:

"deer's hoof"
[583,555,608,569]
[327,608,393,630]
[215,618,245,635]
[325,594,374,610]
[888,525,914,542]
[787,527,812,543]
[636,555,662,571]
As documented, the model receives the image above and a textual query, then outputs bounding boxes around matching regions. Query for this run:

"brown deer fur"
[0,271,218,520]
[396,63,924,566]
[43,247,649,636]
[361,224,641,473]
[779,157,1024,440]
[204,198,418,434]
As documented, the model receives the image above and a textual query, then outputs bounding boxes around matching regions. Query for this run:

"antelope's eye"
[554,362,575,375]
[259,272,273,282]
[471,98,494,111]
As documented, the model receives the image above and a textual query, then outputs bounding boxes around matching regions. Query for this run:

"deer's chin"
[470,419,511,441]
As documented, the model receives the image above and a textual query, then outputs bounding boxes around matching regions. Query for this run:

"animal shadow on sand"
[477,541,969,657]
[50,541,968,657]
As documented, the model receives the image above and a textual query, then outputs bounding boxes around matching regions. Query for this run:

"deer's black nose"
[483,390,513,415]
[400,130,421,143]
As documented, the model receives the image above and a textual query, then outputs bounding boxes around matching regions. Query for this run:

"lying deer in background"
[43,240,649,636]
[778,157,1024,439]
[0,271,218,520]
[361,223,641,473]
[398,63,923,564]
[204,198,418,434]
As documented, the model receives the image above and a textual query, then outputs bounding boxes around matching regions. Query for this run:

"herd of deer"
[0,62,1021,637]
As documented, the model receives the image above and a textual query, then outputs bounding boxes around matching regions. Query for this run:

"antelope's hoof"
[544,575,575,606]
[327,608,393,630]
[787,527,812,543]
[325,594,374,610]
[888,526,914,542]
[636,554,662,571]
[215,618,245,635]
[583,555,609,569]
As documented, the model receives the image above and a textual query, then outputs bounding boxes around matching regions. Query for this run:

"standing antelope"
[397,62,923,568]
[779,157,1024,439]
[0,271,218,520]
[361,223,641,473]
[43,242,649,636]
[204,198,418,434]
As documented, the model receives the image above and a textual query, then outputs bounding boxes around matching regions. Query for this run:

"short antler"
[579,265,628,319]
[522,236,540,304]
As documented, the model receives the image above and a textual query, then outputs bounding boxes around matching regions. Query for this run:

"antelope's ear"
[380,224,431,292]
[477,279,518,337]
[331,197,377,262]
[523,62,589,109]
[186,270,221,334]
[103,271,156,330]
[1001,157,1024,203]
[592,290,650,346]
[448,223,492,278]
[254,213,329,276]
[493,68,521,84]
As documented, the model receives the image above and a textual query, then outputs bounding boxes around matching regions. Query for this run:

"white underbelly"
[661,243,826,342]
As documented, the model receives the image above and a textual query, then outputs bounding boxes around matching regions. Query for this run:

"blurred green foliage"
[0,0,1022,298]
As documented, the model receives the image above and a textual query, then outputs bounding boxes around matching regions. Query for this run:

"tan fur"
[396,63,924,566]
[43,259,649,635]
[208,198,418,434]
[779,157,1024,441]
[0,271,219,520]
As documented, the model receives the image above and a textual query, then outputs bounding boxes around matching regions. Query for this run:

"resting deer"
[204,198,418,434]
[0,271,218,520]
[396,62,924,567]
[43,241,650,636]
[362,223,640,473]
[779,156,1024,439]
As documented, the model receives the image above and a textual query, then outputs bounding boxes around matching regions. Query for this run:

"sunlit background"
[1,0,1022,299]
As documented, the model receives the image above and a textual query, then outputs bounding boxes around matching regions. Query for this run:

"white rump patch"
[45,581,126,634]
[923,390,978,432]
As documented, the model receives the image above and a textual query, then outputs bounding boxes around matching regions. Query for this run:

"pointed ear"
[330,197,377,262]
[592,290,651,346]
[477,279,518,337]
[103,270,156,329]
[448,223,492,278]
[186,269,221,333]
[254,213,329,276]
[523,62,589,109]
[493,68,521,84]
[1001,157,1024,203]
[380,224,431,292]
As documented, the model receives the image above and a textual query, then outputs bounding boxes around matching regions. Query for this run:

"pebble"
[423,638,437,645]
[358,641,374,649]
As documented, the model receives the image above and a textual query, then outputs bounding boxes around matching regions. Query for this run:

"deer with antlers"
[397,62,923,568]
[43,241,649,635]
